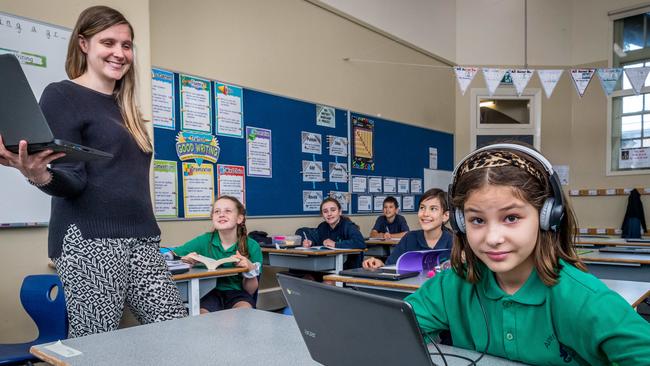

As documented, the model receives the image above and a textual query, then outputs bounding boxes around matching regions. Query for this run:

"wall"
[0,0,453,342]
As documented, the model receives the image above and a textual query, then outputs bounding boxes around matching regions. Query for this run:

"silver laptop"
[277,273,435,366]
[0,54,112,163]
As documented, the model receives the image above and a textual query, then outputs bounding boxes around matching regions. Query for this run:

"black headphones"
[448,143,565,233]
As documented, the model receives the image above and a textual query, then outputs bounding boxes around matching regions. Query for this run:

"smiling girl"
[363,188,452,269]
[405,144,650,365]
[173,196,262,313]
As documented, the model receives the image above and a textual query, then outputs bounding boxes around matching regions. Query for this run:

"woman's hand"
[363,257,384,269]
[323,239,336,248]
[234,251,255,272]
[0,136,64,184]
[302,239,312,248]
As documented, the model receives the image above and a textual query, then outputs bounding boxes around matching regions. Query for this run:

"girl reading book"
[173,196,262,312]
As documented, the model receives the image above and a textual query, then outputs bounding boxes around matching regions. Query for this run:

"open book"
[186,253,240,270]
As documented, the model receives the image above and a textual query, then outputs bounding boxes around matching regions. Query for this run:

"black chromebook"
[0,54,112,163]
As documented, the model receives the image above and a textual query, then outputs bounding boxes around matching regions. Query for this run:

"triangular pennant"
[454,66,478,95]
[596,68,623,96]
[624,67,650,94]
[570,69,595,97]
[482,68,507,96]
[537,70,563,98]
[510,69,534,96]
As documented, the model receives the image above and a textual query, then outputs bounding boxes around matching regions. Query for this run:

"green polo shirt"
[173,232,263,292]
[405,260,650,365]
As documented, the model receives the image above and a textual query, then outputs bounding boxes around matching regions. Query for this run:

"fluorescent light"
[480,101,495,108]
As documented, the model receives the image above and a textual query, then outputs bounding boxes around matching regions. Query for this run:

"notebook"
[277,273,435,366]
[0,54,113,163]
[338,267,420,281]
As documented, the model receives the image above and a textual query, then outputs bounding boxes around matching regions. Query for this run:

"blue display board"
[348,112,454,214]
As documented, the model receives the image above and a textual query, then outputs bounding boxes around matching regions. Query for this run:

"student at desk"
[369,196,410,239]
[405,144,650,365]
[302,197,366,269]
[363,188,452,269]
[174,196,262,313]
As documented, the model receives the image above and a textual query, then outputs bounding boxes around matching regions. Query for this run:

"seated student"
[369,196,410,239]
[363,188,452,269]
[405,144,650,364]
[174,196,262,313]
[302,197,366,269]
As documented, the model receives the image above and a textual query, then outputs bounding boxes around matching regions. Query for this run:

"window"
[609,9,650,173]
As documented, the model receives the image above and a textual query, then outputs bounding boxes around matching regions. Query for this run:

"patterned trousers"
[52,224,188,338]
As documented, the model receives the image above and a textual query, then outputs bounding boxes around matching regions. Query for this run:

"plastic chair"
[0,274,68,365]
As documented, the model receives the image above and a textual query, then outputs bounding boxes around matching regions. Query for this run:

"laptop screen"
[277,273,433,366]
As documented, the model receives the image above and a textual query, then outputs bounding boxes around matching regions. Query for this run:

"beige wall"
[0,0,452,342]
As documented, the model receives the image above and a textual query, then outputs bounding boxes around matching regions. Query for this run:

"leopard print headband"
[458,150,544,182]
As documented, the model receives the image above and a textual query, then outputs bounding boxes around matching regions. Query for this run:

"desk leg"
[189,278,200,316]
[335,255,344,287]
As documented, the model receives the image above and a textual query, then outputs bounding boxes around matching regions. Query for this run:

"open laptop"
[277,273,435,366]
[338,267,420,281]
[0,54,113,163]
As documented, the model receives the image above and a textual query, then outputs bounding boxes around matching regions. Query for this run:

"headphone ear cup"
[455,208,466,234]
[539,198,554,231]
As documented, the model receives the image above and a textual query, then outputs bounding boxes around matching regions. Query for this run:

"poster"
[357,195,372,212]
[368,176,382,193]
[383,177,396,193]
[397,178,410,193]
[151,68,175,129]
[619,147,650,169]
[328,162,348,183]
[303,190,323,211]
[410,178,423,194]
[182,162,214,218]
[153,160,178,218]
[373,195,387,212]
[217,164,245,204]
[429,147,438,170]
[302,160,324,182]
[329,191,348,212]
[402,196,415,211]
[351,176,367,193]
[301,132,322,154]
[352,115,374,170]
[316,104,336,128]
[328,136,348,157]
[246,127,272,177]
[180,74,211,132]
[215,82,243,138]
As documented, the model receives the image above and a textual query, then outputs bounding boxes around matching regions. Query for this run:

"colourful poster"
[153,160,178,218]
[175,131,220,165]
[352,116,374,170]
[152,68,175,129]
[217,164,246,205]
[246,127,272,177]
[215,82,243,138]
[180,74,211,132]
[182,162,214,218]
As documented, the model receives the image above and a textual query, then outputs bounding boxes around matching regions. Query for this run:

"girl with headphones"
[405,144,650,365]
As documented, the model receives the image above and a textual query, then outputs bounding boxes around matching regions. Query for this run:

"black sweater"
[39,81,160,258]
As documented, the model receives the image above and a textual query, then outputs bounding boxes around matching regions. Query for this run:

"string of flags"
[454,66,650,98]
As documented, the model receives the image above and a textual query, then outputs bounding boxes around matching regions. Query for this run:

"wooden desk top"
[579,250,650,265]
[171,267,246,281]
[600,279,650,308]
[365,238,400,245]
[261,247,364,256]
[576,236,650,247]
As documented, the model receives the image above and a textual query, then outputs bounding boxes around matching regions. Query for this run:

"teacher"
[0,6,187,337]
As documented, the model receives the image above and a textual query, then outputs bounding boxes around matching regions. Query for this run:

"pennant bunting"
[537,70,563,98]
[509,69,534,96]
[570,69,595,98]
[596,68,623,96]
[454,66,478,95]
[482,68,508,96]
[624,67,650,94]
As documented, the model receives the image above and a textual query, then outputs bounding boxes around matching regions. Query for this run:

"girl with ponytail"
[174,196,262,313]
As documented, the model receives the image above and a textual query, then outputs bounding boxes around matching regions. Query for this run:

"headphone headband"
[452,143,555,180]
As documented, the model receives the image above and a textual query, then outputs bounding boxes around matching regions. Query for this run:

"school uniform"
[405,260,650,365]
[372,214,410,234]
[174,232,263,311]
[385,229,453,265]
[313,217,366,269]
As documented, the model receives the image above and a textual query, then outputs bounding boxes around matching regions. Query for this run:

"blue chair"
[0,274,68,365]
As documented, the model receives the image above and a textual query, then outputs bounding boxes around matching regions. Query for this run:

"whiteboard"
[0,12,70,226]
[423,168,452,192]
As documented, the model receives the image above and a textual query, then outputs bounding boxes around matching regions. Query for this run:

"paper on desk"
[44,340,82,358]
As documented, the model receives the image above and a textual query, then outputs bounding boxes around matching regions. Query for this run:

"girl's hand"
[180,252,199,266]
[363,257,384,269]
[234,251,255,272]
[323,239,336,248]
[302,239,312,248]
[0,136,64,183]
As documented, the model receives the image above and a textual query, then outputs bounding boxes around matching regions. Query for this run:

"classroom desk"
[171,267,246,316]
[579,250,650,281]
[261,247,364,273]
[365,238,400,257]
[323,274,650,307]
[30,308,523,366]
[576,236,650,247]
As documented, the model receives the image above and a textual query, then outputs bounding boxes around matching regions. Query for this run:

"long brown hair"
[66,5,152,152]
[450,150,585,286]
[211,196,249,258]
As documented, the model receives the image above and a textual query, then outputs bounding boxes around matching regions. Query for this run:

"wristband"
[27,168,53,188]
[242,262,261,278]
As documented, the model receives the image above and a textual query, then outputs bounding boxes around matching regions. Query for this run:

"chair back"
[19,274,68,343]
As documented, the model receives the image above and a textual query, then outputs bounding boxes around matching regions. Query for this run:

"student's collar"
[479,263,547,305]
[210,232,237,253]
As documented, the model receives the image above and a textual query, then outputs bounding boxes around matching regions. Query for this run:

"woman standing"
[0,6,187,337]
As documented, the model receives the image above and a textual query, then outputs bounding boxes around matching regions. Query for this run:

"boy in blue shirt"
[369,196,409,239]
